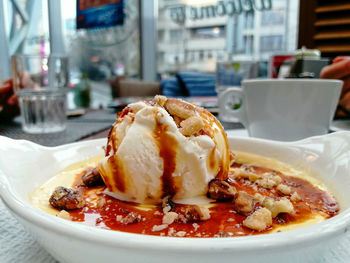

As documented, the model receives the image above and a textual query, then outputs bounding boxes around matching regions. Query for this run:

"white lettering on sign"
[169,0,273,24]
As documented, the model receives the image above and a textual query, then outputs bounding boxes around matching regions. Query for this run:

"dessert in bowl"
[1,96,350,263]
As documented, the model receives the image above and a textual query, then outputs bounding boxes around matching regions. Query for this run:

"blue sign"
[76,0,124,30]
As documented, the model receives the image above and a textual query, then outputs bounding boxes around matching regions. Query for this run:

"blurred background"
[1,0,348,109]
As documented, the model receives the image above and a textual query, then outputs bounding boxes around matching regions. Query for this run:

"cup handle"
[218,88,247,127]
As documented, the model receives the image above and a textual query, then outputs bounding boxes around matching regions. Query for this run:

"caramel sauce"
[106,156,126,193]
[209,146,217,170]
[61,162,338,238]
[153,117,178,197]
[199,110,230,181]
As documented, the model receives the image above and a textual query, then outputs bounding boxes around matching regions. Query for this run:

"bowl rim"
[1,133,350,252]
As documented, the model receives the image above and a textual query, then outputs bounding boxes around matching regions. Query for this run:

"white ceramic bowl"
[1,133,350,263]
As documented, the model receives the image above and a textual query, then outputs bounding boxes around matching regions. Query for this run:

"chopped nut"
[121,212,141,225]
[192,223,200,231]
[291,192,301,202]
[214,231,234,237]
[232,165,256,178]
[207,179,236,201]
[153,95,167,106]
[277,184,291,195]
[196,206,211,220]
[263,197,294,218]
[179,116,204,136]
[152,224,169,232]
[175,231,187,237]
[97,197,106,208]
[243,208,272,231]
[116,215,123,222]
[253,193,265,203]
[168,227,176,236]
[162,211,179,225]
[273,175,282,185]
[82,168,104,187]
[56,210,71,220]
[255,173,282,189]
[234,191,254,215]
[49,186,85,210]
[256,178,275,189]
[180,205,211,222]
[248,173,262,182]
[165,98,196,119]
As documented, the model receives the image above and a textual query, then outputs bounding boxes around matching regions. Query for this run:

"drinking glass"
[12,54,69,133]
[215,61,258,94]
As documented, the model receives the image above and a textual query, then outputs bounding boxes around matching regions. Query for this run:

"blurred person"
[321,56,350,118]
[0,71,40,122]
[0,79,20,122]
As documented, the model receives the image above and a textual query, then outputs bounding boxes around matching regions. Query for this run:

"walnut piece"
[153,95,167,106]
[179,116,204,136]
[243,208,272,231]
[207,179,236,201]
[175,231,187,237]
[162,211,179,225]
[152,224,168,232]
[121,212,142,225]
[234,191,254,215]
[180,205,211,223]
[49,186,85,210]
[256,173,282,189]
[263,197,294,218]
[82,167,104,187]
[253,193,265,204]
[277,184,291,195]
[164,98,196,119]
[291,192,301,202]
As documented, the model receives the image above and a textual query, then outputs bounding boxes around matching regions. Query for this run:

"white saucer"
[330,120,350,132]
[226,129,249,137]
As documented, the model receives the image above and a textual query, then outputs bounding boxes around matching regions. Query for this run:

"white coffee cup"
[219,79,343,141]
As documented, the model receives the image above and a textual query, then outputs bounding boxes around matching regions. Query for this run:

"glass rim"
[12,53,69,59]
[16,88,68,96]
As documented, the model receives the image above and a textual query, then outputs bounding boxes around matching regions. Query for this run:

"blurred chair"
[161,72,217,97]
[109,77,161,98]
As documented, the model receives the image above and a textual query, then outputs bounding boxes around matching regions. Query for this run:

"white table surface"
[1,128,350,263]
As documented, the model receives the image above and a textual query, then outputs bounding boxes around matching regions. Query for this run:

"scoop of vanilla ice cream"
[98,97,230,204]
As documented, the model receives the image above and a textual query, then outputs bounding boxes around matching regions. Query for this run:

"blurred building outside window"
[260,35,283,52]
[157,0,299,76]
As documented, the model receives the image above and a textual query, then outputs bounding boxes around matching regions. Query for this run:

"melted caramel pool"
[31,152,339,237]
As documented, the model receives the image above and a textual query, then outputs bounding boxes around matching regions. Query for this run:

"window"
[244,11,254,29]
[261,9,284,26]
[260,35,283,52]
[170,29,183,42]
[158,51,165,64]
[244,35,254,55]
[158,30,165,42]
[61,0,141,81]
[199,50,204,60]
[190,26,225,39]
